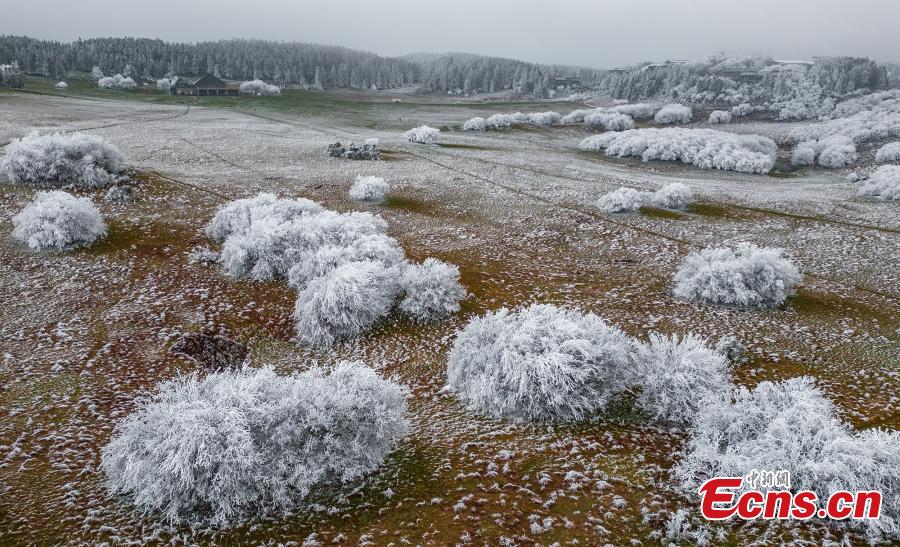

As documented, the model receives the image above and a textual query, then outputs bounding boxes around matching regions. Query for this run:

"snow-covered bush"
[596,187,649,213]
[286,234,406,289]
[156,78,171,91]
[654,103,693,125]
[398,258,466,323]
[858,165,900,200]
[791,143,817,166]
[672,243,802,308]
[875,142,900,163]
[650,182,693,209]
[630,333,730,426]
[730,103,756,117]
[816,135,859,168]
[580,128,777,174]
[349,175,388,203]
[1,132,126,188]
[561,108,595,125]
[12,191,107,251]
[485,113,515,129]
[55,81,68,89]
[446,304,632,422]
[205,192,323,243]
[584,111,634,131]
[610,103,657,120]
[293,261,400,346]
[708,110,731,124]
[524,111,561,126]
[404,125,440,144]
[676,377,900,542]
[97,74,136,89]
[239,79,280,96]
[101,363,409,526]
[105,185,134,203]
[463,117,486,131]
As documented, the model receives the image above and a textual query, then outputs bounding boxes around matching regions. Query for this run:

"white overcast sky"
[4,0,899,67]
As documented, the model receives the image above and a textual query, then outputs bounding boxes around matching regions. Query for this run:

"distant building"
[642,59,691,72]
[172,74,239,96]
[772,59,814,67]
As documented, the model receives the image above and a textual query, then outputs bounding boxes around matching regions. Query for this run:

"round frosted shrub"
[654,103,693,125]
[585,111,634,131]
[97,74,136,89]
[596,186,649,213]
[1,132,125,188]
[630,333,730,426]
[12,191,107,251]
[349,175,389,203]
[524,111,561,126]
[398,258,466,323]
[485,113,514,129]
[858,165,900,200]
[610,103,658,120]
[817,135,858,168]
[404,125,440,144]
[875,142,900,164]
[205,192,323,243]
[156,78,171,91]
[239,79,280,96]
[101,363,409,526]
[672,243,801,308]
[55,81,68,89]
[708,110,732,124]
[650,182,693,209]
[293,260,400,346]
[446,304,632,422]
[463,117,486,131]
[791,143,817,166]
[286,234,406,289]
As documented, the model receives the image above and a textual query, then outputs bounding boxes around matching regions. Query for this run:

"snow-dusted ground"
[0,91,897,544]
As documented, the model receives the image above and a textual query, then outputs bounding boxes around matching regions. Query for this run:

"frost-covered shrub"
[816,135,858,168]
[398,258,466,323]
[293,261,400,346]
[610,103,658,120]
[580,128,777,174]
[485,113,515,129]
[630,333,730,426]
[12,191,107,251]
[156,78,171,91]
[858,165,900,200]
[446,304,632,422]
[791,143,817,166]
[672,243,802,308]
[651,182,693,209]
[404,125,440,144]
[97,74,136,89]
[708,110,731,124]
[524,111,561,126]
[676,377,900,542]
[55,81,68,89]
[349,175,388,203]
[463,117,486,131]
[654,103,693,125]
[101,363,409,526]
[286,234,405,289]
[584,111,634,131]
[561,108,595,125]
[205,193,324,243]
[730,103,756,117]
[104,185,134,203]
[1,132,126,188]
[596,187,649,213]
[875,142,900,164]
[239,79,280,96]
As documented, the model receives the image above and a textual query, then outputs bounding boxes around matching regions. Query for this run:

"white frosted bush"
[205,193,324,243]
[676,377,900,542]
[55,81,68,89]
[101,363,409,526]
[97,74,136,89]
[398,258,466,323]
[404,125,440,144]
[651,182,693,209]
[463,117,486,131]
[630,333,730,427]
[446,304,632,422]
[524,111,561,126]
[585,111,634,131]
[286,234,405,289]
[654,103,693,125]
[875,142,900,164]
[12,191,107,251]
[730,103,756,117]
[858,165,900,200]
[708,110,732,124]
[580,128,777,174]
[485,113,515,129]
[610,103,658,120]
[293,261,400,346]
[817,135,858,168]
[791,143,817,166]
[1,132,125,188]
[596,187,649,213]
[561,108,595,125]
[156,78,171,91]
[239,79,281,96]
[672,243,802,308]
[349,175,388,203]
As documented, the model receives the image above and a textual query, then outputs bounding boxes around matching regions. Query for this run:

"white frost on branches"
[1,132,126,188]
[708,110,732,124]
[97,74,136,89]
[404,125,440,144]
[580,128,777,174]
[462,117,486,131]
[398,258,467,323]
[596,187,649,213]
[584,111,634,131]
[239,79,281,96]
[349,175,389,203]
[156,78,171,91]
[12,190,107,251]
[205,192,324,244]
[875,142,900,164]
[793,135,859,168]
[858,165,900,200]
[101,363,409,526]
[650,182,693,209]
[55,81,68,89]
[286,234,406,290]
[672,243,802,308]
[654,103,693,125]
[610,103,658,120]
[446,304,632,422]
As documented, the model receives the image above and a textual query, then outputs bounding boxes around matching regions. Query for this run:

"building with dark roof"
[172,74,238,96]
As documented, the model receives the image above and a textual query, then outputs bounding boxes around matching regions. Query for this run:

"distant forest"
[0,36,596,97]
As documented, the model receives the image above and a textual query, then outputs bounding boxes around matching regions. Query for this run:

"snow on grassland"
[654,103,693,124]
[405,125,440,143]
[672,243,802,308]
[676,377,900,542]
[97,74,136,89]
[349,175,389,203]
[12,191,107,251]
[1,132,126,188]
[580,128,777,174]
[596,183,693,213]
[858,165,900,200]
[102,363,409,526]
[239,79,281,96]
